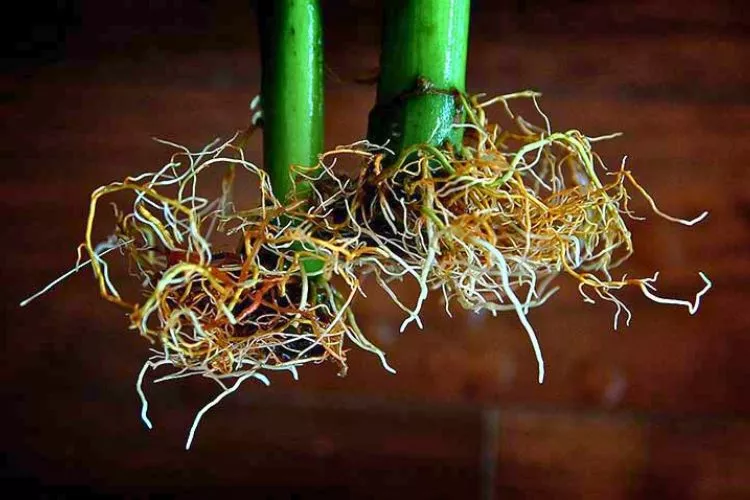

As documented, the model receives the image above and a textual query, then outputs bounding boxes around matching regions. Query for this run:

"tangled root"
[66,134,392,448]
[296,90,711,383]
[22,90,710,447]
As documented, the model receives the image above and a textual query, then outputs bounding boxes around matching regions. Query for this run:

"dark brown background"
[2,0,749,498]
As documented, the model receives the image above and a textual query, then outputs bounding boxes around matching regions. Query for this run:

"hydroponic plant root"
[22,91,710,448]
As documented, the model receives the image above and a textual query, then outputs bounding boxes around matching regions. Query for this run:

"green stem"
[257,0,325,276]
[258,0,324,202]
[368,0,470,153]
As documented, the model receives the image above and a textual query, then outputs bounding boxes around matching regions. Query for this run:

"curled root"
[23,90,710,446]
[293,90,710,383]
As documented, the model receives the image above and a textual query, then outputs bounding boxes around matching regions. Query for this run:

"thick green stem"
[258,0,324,202]
[368,0,470,153]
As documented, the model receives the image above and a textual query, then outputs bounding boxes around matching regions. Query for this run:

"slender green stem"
[368,0,470,153]
[258,0,324,202]
[257,0,325,276]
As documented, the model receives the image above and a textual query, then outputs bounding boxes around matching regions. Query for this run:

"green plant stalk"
[258,0,324,275]
[258,0,324,202]
[368,0,470,153]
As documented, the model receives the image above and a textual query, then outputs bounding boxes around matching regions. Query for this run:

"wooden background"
[3,1,748,498]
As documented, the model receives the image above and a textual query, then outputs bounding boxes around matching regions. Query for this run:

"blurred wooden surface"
[2,1,749,498]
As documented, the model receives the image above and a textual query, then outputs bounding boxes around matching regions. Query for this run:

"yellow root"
[22,90,710,446]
